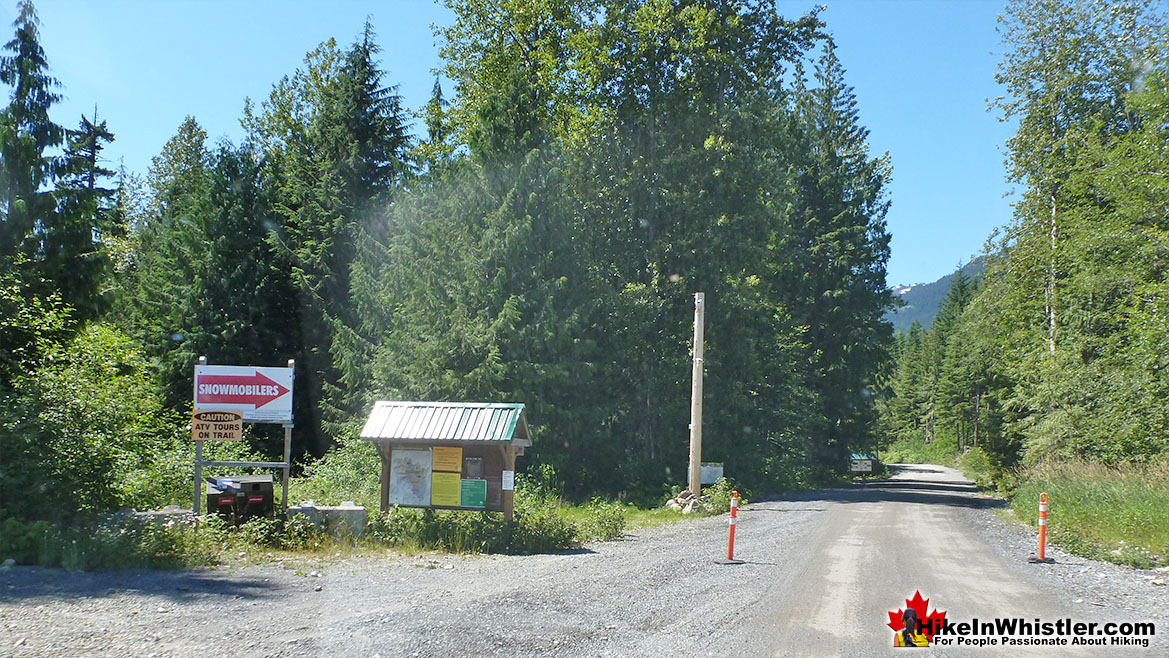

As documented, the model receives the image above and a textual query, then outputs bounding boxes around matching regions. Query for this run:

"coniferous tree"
[245,27,412,450]
[52,109,115,317]
[0,0,62,271]
[784,40,894,472]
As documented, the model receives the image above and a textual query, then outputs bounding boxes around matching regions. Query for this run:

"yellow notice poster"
[431,472,461,506]
[432,446,463,472]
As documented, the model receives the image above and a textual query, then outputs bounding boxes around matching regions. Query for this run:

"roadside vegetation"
[0,473,753,569]
[876,0,1169,568]
[1009,462,1169,569]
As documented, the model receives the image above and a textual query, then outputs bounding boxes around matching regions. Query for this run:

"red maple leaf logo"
[887,590,947,642]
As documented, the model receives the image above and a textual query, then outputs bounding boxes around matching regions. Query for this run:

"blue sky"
[10,0,1014,286]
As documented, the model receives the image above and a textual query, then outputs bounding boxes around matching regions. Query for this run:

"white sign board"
[700,462,724,485]
[389,449,433,507]
[501,470,515,491]
[850,459,873,473]
[194,365,293,424]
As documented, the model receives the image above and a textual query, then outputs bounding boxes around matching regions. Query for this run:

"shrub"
[232,514,327,551]
[701,477,749,515]
[287,437,381,509]
[365,508,509,554]
[512,506,578,553]
[514,463,561,506]
[236,515,284,548]
[576,499,626,541]
[281,514,327,551]
[958,447,996,488]
[0,514,223,570]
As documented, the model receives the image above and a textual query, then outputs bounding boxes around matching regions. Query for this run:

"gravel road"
[3,464,1167,657]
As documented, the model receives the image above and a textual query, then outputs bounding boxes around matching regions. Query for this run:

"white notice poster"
[501,470,515,491]
[389,449,433,507]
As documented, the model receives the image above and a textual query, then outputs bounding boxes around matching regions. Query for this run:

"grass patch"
[0,514,226,570]
[880,435,959,467]
[957,447,997,489]
[1010,461,1169,568]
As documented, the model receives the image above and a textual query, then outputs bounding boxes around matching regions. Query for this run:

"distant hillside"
[886,258,985,333]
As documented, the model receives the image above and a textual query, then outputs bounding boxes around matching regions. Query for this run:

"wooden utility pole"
[688,292,705,496]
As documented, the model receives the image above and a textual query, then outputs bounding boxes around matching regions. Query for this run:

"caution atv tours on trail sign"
[193,364,293,424]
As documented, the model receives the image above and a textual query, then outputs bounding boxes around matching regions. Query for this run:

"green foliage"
[575,499,626,542]
[0,265,70,386]
[1,1,904,528]
[287,438,381,509]
[235,514,327,552]
[0,1,64,270]
[365,508,512,554]
[700,477,749,516]
[0,320,258,520]
[957,447,996,489]
[0,515,223,570]
[880,434,959,467]
[1010,462,1169,568]
[511,505,579,553]
[242,24,412,450]
[879,1,1169,475]
[351,1,892,497]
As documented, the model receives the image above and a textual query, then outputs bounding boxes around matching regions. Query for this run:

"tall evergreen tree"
[52,108,115,317]
[784,40,894,471]
[245,26,412,450]
[0,0,62,269]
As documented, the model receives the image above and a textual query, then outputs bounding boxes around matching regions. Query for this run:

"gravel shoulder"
[3,465,1167,658]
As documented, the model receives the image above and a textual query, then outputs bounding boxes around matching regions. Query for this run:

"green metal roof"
[850,452,877,460]
[359,401,529,445]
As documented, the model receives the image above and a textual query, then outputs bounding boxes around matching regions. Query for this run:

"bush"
[576,499,626,541]
[233,514,326,551]
[236,515,284,548]
[0,514,223,570]
[286,438,381,509]
[0,321,263,520]
[280,514,326,551]
[365,508,509,554]
[512,506,578,553]
[514,463,561,506]
[701,477,749,515]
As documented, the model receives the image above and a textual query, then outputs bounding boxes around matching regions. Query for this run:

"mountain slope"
[886,258,984,333]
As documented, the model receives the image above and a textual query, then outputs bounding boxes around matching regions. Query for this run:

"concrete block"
[288,501,367,537]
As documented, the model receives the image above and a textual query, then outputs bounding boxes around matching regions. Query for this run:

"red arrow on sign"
[195,371,290,409]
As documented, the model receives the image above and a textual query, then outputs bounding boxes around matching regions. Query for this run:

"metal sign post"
[192,357,295,514]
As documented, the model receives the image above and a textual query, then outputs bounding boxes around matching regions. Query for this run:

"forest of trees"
[0,0,897,519]
[879,0,1169,473]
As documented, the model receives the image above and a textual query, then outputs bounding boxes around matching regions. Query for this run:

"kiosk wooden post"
[502,445,517,523]
[378,443,391,512]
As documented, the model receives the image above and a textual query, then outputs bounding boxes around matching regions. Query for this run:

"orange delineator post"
[1038,492,1049,560]
[727,490,739,561]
